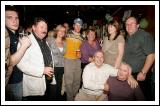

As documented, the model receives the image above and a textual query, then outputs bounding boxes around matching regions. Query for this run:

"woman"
[46,25,66,100]
[102,20,125,69]
[80,28,101,70]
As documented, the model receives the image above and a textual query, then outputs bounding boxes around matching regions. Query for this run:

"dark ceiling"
[12,5,154,30]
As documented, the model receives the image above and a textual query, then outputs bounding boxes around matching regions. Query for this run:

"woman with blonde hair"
[46,25,66,100]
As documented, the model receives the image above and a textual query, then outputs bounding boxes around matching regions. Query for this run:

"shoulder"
[117,35,125,43]
[136,29,152,38]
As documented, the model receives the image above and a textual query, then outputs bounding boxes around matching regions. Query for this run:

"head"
[5,6,19,33]
[32,17,48,39]
[107,20,120,40]
[47,30,55,37]
[54,25,66,39]
[86,28,96,42]
[63,22,69,32]
[125,16,139,36]
[93,51,104,68]
[117,63,132,81]
[73,18,83,33]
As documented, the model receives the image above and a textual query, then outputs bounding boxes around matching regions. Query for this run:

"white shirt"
[82,62,118,96]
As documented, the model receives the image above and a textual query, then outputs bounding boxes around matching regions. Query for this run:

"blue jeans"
[6,81,23,101]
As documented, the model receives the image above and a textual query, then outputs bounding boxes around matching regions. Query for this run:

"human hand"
[104,83,109,92]
[137,71,146,81]
[19,36,31,49]
[43,67,54,78]
[127,75,138,89]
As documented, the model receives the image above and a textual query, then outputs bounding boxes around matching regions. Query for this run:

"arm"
[114,42,124,69]
[80,42,91,63]
[10,36,31,66]
[137,53,155,81]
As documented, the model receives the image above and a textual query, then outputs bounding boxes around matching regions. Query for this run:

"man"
[123,16,155,100]
[107,63,145,101]
[5,6,31,101]
[75,51,138,101]
[17,17,54,101]
[64,18,84,100]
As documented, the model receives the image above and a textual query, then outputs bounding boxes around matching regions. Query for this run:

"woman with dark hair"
[102,20,125,69]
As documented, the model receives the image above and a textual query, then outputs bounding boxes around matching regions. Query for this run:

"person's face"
[73,23,81,33]
[125,17,139,36]
[87,31,95,41]
[117,64,129,81]
[64,23,69,30]
[108,24,116,35]
[57,27,66,38]
[5,10,19,33]
[32,21,47,39]
[94,52,104,68]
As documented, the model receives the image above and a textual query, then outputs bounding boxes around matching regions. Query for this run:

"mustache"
[42,32,47,34]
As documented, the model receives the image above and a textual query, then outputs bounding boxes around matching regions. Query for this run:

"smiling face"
[5,10,19,33]
[108,24,117,35]
[125,17,139,36]
[73,23,81,33]
[87,30,96,41]
[56,25,66,38]
[94,51,104,68]
[32,21,48,39]
[117,64,130,81]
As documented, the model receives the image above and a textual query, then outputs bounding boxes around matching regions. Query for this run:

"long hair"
[107,20,120,40]
[54,24,66,40]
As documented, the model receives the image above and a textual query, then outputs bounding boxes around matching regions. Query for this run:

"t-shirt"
[108,76,145,101]
[102,35,124,66]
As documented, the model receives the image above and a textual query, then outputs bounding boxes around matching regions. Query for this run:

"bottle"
[46,61,54,80]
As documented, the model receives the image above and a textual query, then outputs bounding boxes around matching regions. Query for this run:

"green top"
[123,29,154,73]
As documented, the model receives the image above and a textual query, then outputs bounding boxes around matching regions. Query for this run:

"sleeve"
[17,43,44,78]
[102,37,108,52]
[134,85,145,100]
[80,42,90,62]
[141,32,155,55]
[108,65,118,77]
[117,35,125,44]
[82,64,104,90]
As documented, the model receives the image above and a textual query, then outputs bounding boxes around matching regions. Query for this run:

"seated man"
[107,63,145,101]
[75,51,137,101]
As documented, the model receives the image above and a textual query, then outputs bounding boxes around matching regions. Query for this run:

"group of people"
[5,6,155,101]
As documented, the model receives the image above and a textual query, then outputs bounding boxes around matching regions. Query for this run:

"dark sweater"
[108,77,145,101]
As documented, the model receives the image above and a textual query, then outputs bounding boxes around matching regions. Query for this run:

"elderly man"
[75,51,137,101]
[107,63,145,101]
[17,17,54,101]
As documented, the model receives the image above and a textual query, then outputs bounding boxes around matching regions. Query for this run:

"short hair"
[120,62,132,75]
[5,5,17,12]
[86,28,96,35]
[125,15,140,24]
[33,17,48,26]
[93,50,104,57]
